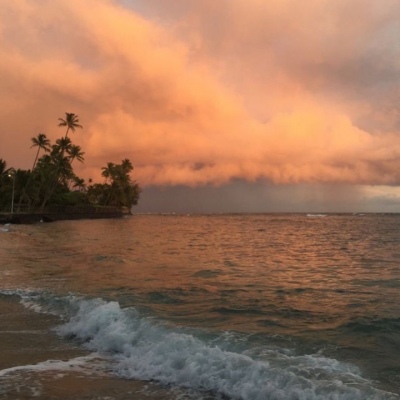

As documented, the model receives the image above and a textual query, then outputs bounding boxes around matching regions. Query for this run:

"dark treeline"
[0,113,140,213]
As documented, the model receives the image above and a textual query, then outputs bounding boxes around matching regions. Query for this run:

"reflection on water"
[1,213,400,394]
[2,215,400,330]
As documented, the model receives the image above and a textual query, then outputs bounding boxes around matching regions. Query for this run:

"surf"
[3,290,396,400]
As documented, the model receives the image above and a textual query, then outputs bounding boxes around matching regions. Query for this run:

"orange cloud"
[1,0,399,189]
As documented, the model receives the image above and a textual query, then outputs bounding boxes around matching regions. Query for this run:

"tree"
[53,137,72,156]
[121,158,133,174]
[101,162,113,182]
[39,152,74,208]
[98,159,140,210]
[30,133,51,170]
[31,154,58,207]
[0,165,15,210]
[1,114,141,212]
[57,112,83,138]
[0,158,11,191]
[72,177,86,192]
[68,145,85,164]
[0,167,32,212]
[38,115,82,208]
[23,134,50,209]
[0,158,10,178]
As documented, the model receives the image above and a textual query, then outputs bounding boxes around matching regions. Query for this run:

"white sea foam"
[0,354,110,399]
[0,288,51,315]
[0,223,10,232]
[0,288,77,317]
[0,354,106,378]
[55,298,398,400]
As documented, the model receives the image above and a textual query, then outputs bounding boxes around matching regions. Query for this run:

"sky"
[1,0,400,213]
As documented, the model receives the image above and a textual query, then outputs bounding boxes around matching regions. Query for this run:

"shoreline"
[0,206,127,224]
[0,294,175,400]
[0,212,123,224]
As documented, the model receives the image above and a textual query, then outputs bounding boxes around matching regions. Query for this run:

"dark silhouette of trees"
[1,113,140,213]
[30,133,51,170]
[90,159,140,209]
[57,113,83,138]
[69,145,85,165]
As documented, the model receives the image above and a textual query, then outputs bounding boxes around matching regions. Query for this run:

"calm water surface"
[0,214,399,399]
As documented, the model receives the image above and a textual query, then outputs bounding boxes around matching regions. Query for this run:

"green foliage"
[53,190,89,206]
[0,169,30,211]
[0,114,141,212]
[88,159,141,209]
[0,158,10,188]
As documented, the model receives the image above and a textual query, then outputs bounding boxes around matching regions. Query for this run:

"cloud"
[1,0,400,189]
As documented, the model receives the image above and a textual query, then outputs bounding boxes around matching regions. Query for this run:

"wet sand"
[0,295,179,400]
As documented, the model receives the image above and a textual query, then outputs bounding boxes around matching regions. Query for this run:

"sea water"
[0,214,399,399]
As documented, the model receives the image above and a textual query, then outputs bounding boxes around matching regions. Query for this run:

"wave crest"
[55,297,397,400]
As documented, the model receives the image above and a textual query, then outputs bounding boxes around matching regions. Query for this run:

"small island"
[0,113,141,224]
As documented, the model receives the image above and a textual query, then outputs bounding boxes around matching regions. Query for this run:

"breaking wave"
[56,297,397,399]
[2,290,398,399]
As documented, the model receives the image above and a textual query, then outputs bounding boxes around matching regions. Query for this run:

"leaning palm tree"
[30,133,51,170]
[57,112,83,138]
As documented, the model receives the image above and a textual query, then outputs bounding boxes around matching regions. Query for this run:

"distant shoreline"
[0,206,127,224]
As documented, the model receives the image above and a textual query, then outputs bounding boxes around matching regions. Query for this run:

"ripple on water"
[191,269,223,278]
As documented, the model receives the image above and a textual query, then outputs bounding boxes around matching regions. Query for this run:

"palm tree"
[22,134,50,210]
[0,158,9,177]
[39,153,73,209]
[101,162,115,183]
[99,159,140,209]
[0,158,11,190]
[68,145,85,164]
[57,156,74,184]
[57,112,83,138]
[36,136,72,209]
[73,177,86,192]
[54,137,72,155]
[30,133,51,170]
[121,158,133,174]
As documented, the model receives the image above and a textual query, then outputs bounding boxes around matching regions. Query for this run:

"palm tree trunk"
[32,148,40,170]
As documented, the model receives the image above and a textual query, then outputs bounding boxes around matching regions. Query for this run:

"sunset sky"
[1,0,400,212]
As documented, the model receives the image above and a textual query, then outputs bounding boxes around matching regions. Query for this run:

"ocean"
[0,213,399,399]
